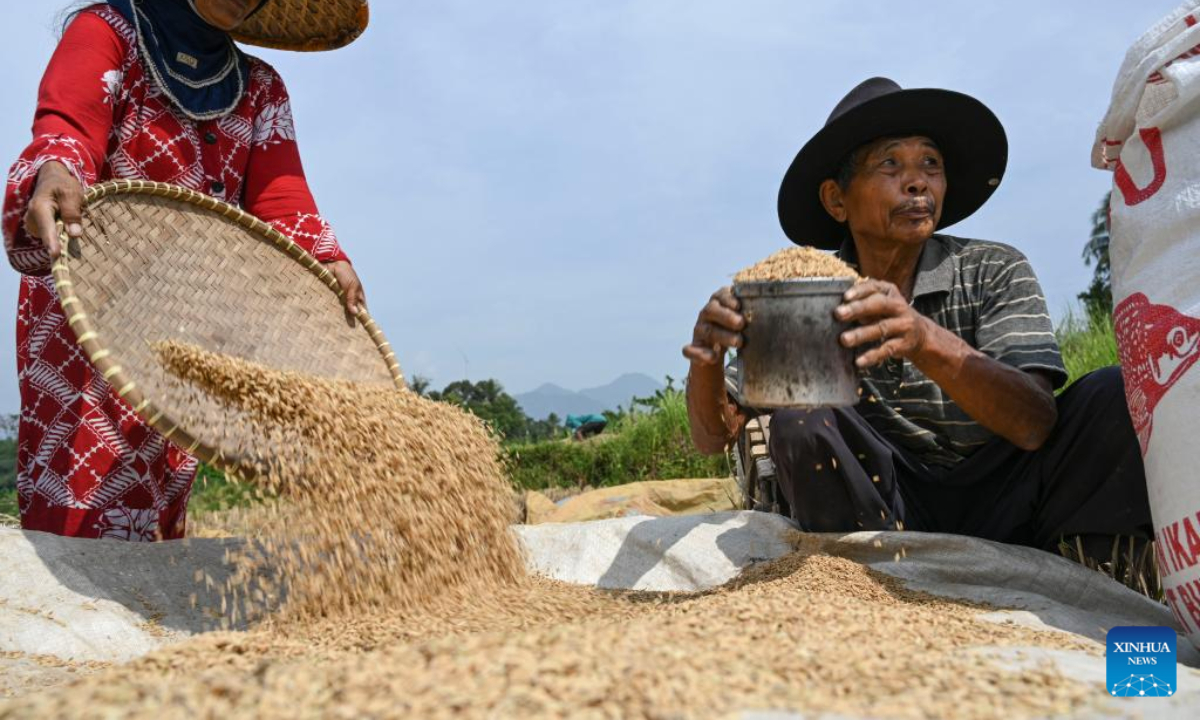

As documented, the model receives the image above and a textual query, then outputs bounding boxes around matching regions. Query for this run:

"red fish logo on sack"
[1114,293,1200,454]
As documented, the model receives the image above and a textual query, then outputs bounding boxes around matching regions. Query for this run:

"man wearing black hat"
[683,78,1151,564]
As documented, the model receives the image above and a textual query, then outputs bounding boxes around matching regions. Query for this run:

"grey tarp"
[4,512,1200,717]
[514,511,1200,719]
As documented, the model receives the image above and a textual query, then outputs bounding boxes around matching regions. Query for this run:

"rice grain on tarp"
[0,535,1102,719]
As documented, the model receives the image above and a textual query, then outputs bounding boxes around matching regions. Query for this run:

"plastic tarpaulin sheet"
[515,511,1200,719]
[7,512,1200,717]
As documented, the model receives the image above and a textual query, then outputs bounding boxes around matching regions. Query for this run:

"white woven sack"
[1094,0,1200,651]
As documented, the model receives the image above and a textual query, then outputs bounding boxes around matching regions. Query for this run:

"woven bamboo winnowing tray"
[52,180,405,472]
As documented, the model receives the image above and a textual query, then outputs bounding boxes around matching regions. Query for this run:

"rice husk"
[0,346,1104,718]
[734,246,858,283]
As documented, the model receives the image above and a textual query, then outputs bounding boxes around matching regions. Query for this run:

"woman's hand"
[324,260,366,324]
[835,279,931,368]
[682,286,745,366]
[23,161,84,259]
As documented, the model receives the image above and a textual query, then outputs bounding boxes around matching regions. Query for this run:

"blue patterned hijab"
[108,0,259,121]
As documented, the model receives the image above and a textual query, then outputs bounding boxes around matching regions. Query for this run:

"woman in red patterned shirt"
[2,0,370,541]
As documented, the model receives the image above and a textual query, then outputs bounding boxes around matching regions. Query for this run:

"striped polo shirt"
[728,234,1067,468]
[846,234,1066,466]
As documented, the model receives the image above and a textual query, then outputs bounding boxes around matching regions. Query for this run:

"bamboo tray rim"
[52,179,405,473]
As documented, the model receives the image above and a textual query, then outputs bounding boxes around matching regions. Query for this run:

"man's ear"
[819,179,848,223]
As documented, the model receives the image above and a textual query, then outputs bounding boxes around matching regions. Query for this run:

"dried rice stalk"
[1058,533,1162,602]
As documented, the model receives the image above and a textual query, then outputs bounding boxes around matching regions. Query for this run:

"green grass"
[187,464,265,513]
[1055,308,1119,387]
[505,390,728,491]
[0,491,16,521]
[0,438,15,522]
[0,438,14,491]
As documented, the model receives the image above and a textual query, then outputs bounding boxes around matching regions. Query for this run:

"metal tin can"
[733,278,857,408]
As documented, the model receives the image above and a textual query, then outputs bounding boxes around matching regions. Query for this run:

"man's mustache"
[894,198,937,216]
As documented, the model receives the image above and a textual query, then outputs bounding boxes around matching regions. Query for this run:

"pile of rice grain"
[0,346,1105,718]
[0,536,1100,719]
[734,246,858,283]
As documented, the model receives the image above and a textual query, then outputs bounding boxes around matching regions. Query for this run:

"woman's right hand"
[682,286,746,366]
[23,160,84,259]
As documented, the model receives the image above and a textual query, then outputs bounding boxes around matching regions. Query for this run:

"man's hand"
[835,279,931,368]
[682,286,745,366]
[683,286,746,454]
[24,161,84,259]
[837,279,1057,450]
[324,260,366,324]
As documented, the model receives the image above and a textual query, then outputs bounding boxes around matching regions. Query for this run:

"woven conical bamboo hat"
[232,0,369,52]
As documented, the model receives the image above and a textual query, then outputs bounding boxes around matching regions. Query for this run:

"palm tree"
[408,374,432,397]
[1079,191,1112,316]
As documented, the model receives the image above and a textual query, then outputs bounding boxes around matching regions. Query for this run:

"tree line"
[408,376,566,443]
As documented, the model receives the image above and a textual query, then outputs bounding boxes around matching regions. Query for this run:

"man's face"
[822,136,946,248]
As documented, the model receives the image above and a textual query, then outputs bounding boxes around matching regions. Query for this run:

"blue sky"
[0,1,1173,412]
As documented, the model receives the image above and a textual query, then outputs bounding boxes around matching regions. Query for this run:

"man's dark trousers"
[767,367,1152,553]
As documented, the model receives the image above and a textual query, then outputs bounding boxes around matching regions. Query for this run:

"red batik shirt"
[2,4,349,541]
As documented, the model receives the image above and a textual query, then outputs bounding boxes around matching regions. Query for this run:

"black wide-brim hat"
[778,77,1007,249]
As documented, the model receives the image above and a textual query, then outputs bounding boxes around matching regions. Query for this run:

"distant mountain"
[514,383,604,420]
[578,373,664,412]
[515,374,664,420]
